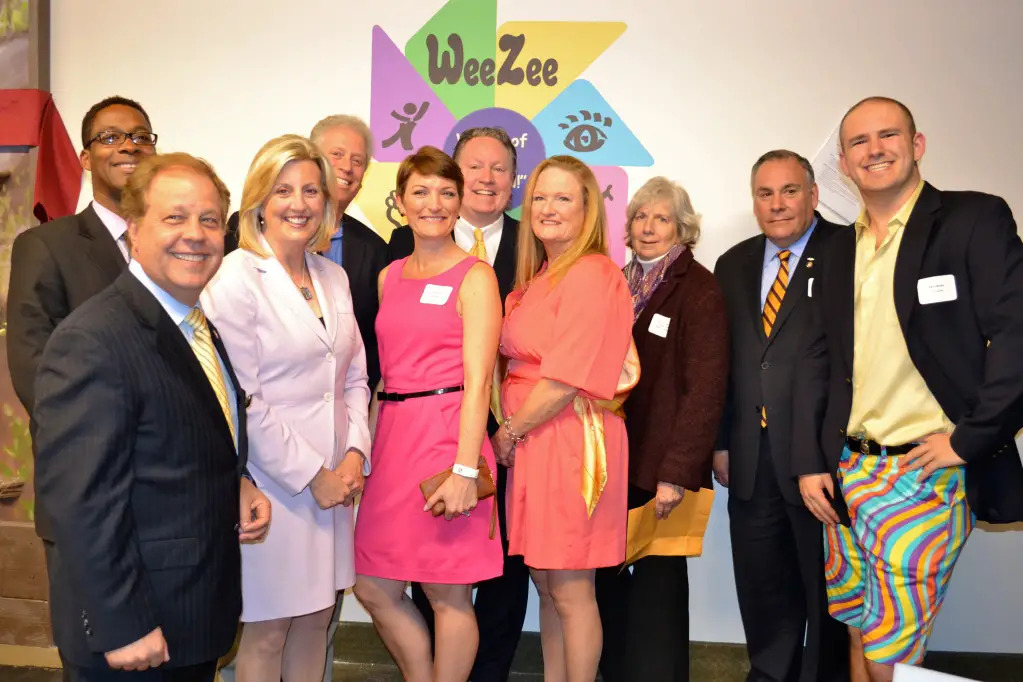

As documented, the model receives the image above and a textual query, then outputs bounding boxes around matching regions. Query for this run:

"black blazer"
[715,214,842,504]
[32,270,249,668]
[386,214,520,306]
[225,212,388,387]
[7,204,127,416]
[793,184,1023,523]
[627,250,729,494]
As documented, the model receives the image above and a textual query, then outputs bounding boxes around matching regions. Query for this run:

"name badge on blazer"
[420,284,453,305]
[648,313,670,338]
[917,274,957,305]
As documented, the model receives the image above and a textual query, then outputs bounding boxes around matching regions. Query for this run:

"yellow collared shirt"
[847,180,955,444]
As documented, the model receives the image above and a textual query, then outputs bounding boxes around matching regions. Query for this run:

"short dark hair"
[396,146,464,199]
[81,96,152,148]
[750,149,815,190]
[452,127,517,177]
[838,96,917,149]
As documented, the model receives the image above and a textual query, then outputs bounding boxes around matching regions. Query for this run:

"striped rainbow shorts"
[823,444,974,665]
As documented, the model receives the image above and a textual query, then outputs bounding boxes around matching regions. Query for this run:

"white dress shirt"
[454,214,504,266]
[91,200,130,262]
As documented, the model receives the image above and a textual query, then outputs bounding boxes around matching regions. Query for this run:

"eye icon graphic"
[560,110,613,153]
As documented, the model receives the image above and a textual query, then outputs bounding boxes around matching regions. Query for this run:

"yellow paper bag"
[624,487,715,566]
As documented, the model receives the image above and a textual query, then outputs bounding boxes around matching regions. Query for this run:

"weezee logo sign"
[353,0,653,265]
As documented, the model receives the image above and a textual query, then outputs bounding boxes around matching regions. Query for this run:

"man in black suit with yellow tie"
[794,97,1023,682]
[8,95,156,417]
[714,150,849,682]
[33,153,271,682]
[388,127,527,682]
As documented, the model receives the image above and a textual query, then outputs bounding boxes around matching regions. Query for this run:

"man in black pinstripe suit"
[32,153,270,682]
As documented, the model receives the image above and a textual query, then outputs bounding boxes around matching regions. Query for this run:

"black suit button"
[839,428,845,435]
[761,362,770,370]
[846,377,852,384]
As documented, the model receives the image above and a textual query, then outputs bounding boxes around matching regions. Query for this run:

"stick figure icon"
[382,101,431,151]
[602,184,614,202]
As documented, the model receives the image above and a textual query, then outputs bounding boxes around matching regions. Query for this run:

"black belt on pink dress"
[377,384,464,402]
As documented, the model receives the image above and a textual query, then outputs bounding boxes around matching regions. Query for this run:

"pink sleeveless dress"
[354,256,502,584]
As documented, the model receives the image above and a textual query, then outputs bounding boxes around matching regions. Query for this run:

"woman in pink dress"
[491,156,633,682]
[353,146,503,682]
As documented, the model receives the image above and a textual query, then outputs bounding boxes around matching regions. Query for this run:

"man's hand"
[712,450,729,487]
[798,473,840,526]
[904,433,965,479]
[239,476,271,543]
[336,448,365,507]
[654,481,684,519]
[104,627,169,671]
[309,467,350,509]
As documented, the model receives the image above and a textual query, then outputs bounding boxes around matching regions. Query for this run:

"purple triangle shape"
[371,26,457,162]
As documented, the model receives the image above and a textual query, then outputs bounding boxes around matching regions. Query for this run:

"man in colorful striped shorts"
[791,96,1023,682]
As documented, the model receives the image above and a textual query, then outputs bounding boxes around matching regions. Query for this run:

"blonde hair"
[237,134,336,257]
[624,176,701,249]
[121,152,230,223]
[515,155,608,290]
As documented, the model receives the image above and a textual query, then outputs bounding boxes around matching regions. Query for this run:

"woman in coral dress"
[492,155,634,682]
[353,146,503,682]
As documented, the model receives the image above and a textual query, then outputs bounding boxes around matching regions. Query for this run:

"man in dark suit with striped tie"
[714,150,849,682]
[32,153,270,682]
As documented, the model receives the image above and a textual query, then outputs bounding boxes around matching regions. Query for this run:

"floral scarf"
[622,244,686,322]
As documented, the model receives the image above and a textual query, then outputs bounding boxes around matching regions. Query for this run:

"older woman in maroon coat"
[595,177,729,682]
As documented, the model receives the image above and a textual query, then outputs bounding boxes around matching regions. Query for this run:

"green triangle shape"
[405,0,497,119]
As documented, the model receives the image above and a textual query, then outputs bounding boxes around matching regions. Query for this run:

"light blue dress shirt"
[760,217,817,309]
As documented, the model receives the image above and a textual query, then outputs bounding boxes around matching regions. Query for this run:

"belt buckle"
[859,438,870,456]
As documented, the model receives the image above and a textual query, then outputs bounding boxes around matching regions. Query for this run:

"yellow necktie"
[184,308,236,442]
[760,249,791,427]
[469,227,487,261]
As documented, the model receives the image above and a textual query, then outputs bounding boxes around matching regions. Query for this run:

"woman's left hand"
[654,481,685,519]
[425,470,479,520]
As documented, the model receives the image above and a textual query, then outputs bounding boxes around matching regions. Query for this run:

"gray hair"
[452,126,517,177]
[750,149,814,190]
[625,176,701,248]
[309,115,374,164]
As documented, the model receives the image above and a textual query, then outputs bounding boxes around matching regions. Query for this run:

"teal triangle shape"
[532,80,653,166]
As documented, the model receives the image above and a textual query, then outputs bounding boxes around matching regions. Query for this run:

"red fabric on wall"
[0,88,82,223]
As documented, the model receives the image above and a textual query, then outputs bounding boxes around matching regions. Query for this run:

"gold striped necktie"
[184,308,235,442]
[469,227,487,261]
[760,249,791,427]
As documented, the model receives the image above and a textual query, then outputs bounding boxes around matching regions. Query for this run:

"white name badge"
[420,284,453,305]
[808,277,814,298]
[648,313,670,338]
[917,274,957,305]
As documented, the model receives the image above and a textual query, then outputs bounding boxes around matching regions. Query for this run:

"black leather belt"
[377,384,464,402]
[846,436,915,456]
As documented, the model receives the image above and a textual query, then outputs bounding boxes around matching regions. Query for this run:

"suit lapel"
[493,214,519,302]
[339,215,363,280]
[257,234,332,350]
[832,228,857,373]
[209,319,248,463]
[80,205,127,278]
[115,272,234,449]
[634,249,692,335]
[893,183,941,337]
[309,254,338,348]
[764,219,827,346]
[744,235,768,343]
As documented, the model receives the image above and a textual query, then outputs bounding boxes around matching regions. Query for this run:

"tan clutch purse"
[419,455,498,539]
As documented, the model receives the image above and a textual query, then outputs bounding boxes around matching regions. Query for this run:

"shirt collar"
[456,213,503,240]
[91,200,128,241]
[764,215,818,267]
[854,179,925,233]
[330,214,346,242]
[128,260,195,326]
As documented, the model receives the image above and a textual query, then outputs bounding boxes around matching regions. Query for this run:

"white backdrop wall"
[50,0,1023,652]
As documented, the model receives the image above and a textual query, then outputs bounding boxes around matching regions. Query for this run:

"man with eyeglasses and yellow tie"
[32,152,271,682]
[387,127,527,682]
[8,95,157,418]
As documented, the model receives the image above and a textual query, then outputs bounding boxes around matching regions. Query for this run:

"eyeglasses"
[87,130,158,147]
